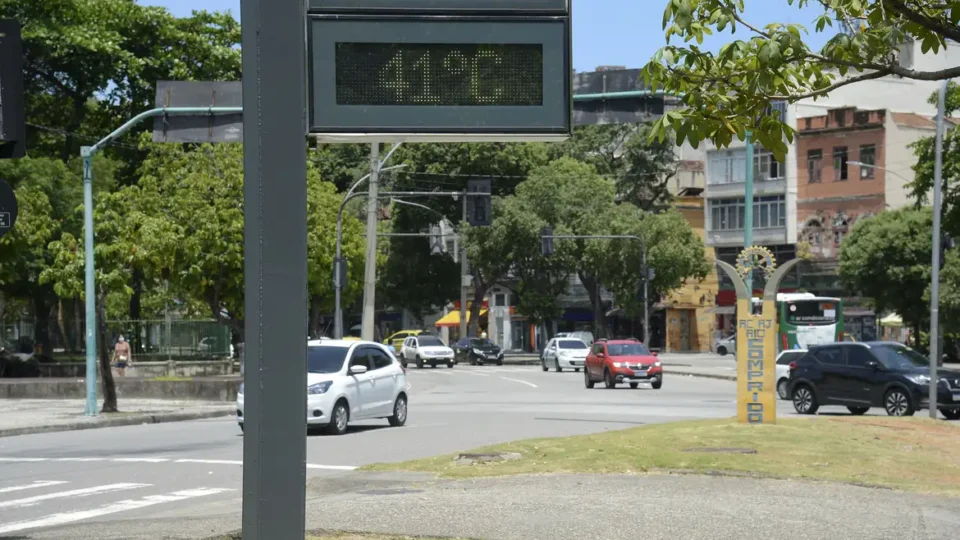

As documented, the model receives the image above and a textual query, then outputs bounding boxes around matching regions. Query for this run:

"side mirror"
[596,353,605,358]
[865,360,880,370]
[652,351,658,357]
[349,364,368,375]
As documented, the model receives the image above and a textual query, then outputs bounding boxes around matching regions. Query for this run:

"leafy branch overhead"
[643,0,960,161]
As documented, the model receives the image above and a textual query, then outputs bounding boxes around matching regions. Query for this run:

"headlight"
[307,381,332,395]
[906,374,930,385]
[238,383,244,395]
[613,362,625,368]
[654,361,661,367]
[473,348,483,355]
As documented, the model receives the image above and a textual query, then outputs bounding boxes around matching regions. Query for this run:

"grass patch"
[361,417,960,496]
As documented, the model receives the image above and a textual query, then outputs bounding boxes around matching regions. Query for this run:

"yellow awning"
[435,309,488,328]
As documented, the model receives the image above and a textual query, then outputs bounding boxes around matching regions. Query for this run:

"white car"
[541,338,589,372]
[400,335,455,369]
[237,339,408,435]
[776,348,808,400]
[715,334,736,356]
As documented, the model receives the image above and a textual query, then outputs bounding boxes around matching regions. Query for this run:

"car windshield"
[470,339,496,348]
[786,300,838,326]
[307,346,348,373]
[418,337,445,347]
[558,340,587,349]
[606,343,651,356]
[872,345,929,369]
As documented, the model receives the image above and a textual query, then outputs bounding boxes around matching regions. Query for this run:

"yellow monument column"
[716,247,801,425]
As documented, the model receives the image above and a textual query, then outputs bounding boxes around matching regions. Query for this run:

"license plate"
[633,371,647,377]
[953,393,960,402]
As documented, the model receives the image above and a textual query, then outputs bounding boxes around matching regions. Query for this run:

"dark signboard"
[307,2,571,141]
[309,0,568,13]
[0,178,18,239]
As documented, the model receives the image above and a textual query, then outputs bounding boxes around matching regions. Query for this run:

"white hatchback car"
[541,338,589,372]
[237,339,408,435]
[776,348,808,400]
[400,334,455,369]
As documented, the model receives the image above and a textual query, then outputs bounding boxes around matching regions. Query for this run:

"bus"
[751,293,844,352]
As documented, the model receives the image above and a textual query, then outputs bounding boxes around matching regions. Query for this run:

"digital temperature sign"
[307,1,571,141]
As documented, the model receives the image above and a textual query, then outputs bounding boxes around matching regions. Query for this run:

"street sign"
[0,178,18,239]
[0,20,25,159]
[307,1,571,142]
[152,81,243,143]
[541,227,554,256]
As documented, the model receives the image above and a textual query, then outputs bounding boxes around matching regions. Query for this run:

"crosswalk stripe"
[0,487,232,535]
[0,481,69,494]
[0,483,149,509]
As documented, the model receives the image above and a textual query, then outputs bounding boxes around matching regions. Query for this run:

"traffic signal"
[0,20,25,159]
[466,178,492,227]
[541,226,554,256]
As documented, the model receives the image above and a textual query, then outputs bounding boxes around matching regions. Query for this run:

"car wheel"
[388,394,408,427]
[629,382,639,389]
[542,358,548,372]
[496,357,503,366]
[940,408,960,420]
[717,346,728,356]
[884,388,915,417]
[430,361,437,368]
[416,356,424,369]
[326,400,349,435]
[792,384,819,415]
[584,368,595,389]
[777,379,790,400]
[604,369,616,389]
[847,406,869,416]
[651,378,663,390]
[447,361,454,368]
[238,423,244,433]
[555,358,562,372]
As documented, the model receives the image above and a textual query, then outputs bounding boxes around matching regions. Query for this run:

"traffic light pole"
[460,191,469,342]
[333,190,489,339]
[541,234,650,345]
[930,80,948,419]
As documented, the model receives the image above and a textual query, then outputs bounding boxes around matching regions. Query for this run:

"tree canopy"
[644,0,960,160]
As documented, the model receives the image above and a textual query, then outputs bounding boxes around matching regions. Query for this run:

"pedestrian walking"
[113,335,132,376]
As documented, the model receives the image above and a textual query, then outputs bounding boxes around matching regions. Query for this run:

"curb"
[668,370,737,382]
[0,409,235,438]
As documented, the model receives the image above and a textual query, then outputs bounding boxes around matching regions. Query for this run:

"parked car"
[383,329,424,353]
[555,331,594,346]
[541,337,589,372]
[776,348,808,399]
[237,339,408,435]
[584,339,662,389]
[452,337,503,365]
[400,335,455,369]
[715,334,735,356]
[788,342,960,419]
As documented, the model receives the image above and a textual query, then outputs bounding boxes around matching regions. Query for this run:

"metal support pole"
[744,131,755,296]
[641,237,649,346]
[239,0,307,535]
[81,148,98,416]
[460,191,469,341]
[930,80,948,419]
[361,143,381,341]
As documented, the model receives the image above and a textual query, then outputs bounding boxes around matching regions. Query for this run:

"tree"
[461,198,517,337]
[839,208,934,347]
[908,82,960,232]
[551,124,679,211]
[644,0,960,161]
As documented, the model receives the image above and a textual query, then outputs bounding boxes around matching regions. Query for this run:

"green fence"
[105,319,234,361]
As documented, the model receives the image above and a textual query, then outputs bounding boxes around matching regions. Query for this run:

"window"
[592,343,605,355]
[814,347,844,366]
[833,147,848,181]
[307,346,349,373]
[495,293,506,307]
[708,196,786,231]
[872,344,929,369]
[776,351,807,365]
[807,150,823,184]
[846,347,876,368]
[349,349,370,371]
[607,343,652,356]
[558,340,588,349]
[753,147,783,181]
[369,348,394,370]
[786,300,838,325]
[418,336,445,347]
[859,145,876,179]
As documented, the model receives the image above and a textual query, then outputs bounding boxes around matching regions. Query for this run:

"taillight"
[838,331,844,342]
[781,333,788,350]
[789,361,797,371]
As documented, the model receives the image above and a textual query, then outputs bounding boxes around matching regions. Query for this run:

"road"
[0,360,927,539]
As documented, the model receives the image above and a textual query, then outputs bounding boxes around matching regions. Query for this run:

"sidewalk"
[0,398,234,437]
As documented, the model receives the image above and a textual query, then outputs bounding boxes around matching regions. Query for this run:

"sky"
[142,0,835,71]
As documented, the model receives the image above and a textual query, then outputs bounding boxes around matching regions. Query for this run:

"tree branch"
[887,0,960,44]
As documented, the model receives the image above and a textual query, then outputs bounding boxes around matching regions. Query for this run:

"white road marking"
[0,481,68,494]
[498,376,538,388]
[0,487,232,535]
[112,458,170,463]
[0,456,357,471]
[50,457,106,462]
[0,457,47,462]
[0,483,149,509]
[306,463,357,471]
[175,459,242,465]
[454,370,490,377]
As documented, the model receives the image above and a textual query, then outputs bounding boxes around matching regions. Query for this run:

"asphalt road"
[0,361,947,539]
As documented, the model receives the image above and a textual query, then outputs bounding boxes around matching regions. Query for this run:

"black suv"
[789,342,960,419]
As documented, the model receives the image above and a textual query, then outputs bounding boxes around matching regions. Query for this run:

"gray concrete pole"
[642,238,650,346]
[239,0,308,535]
[361,143,380,341]
[930,80,948,419]
[460,191,469,341]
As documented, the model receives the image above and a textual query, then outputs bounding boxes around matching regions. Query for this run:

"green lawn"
[362,417,960,496]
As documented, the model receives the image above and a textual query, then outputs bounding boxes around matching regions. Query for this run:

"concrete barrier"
[0,377,241,402]
[37,359,233,379]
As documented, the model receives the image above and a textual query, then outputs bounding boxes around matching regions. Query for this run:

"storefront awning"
[435,309,488,328]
